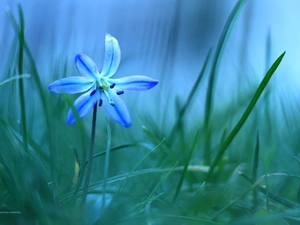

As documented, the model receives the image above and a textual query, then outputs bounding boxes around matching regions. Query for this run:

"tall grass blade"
[15,4,29,153]
[252,132,259,209]
[169,48,212,140]
[261,156,270,210]
[205,51,286,182]
[203,0,247,163]
[6,4,57,190]
[172,129,200,201]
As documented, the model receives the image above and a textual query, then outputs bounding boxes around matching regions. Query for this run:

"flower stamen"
[90,90,96,96]
[110,83,116,89]
[99,99,103,107]
[116,90,124,95]
[103,90,115,106]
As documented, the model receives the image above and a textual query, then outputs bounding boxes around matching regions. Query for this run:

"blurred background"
[1,0,300,224]
[1,0,300,122]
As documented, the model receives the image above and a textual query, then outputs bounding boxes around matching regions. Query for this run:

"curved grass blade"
[59,164,208,206]
[107,138,165,212]
[169,48,212,140]
[118,138,165,189]
[135,161,178,216]
[210,170,298,220]
[205,51,286,182]
[0,74,30,87]
[153,215,223,225]
[83,143,139,168]
[13,4,28,152]
[143,125,177,162]
[240,172,298,209]
[204,0,247,163]
[172,129,200,201]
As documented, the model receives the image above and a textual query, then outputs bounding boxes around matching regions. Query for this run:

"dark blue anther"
[116,90,124,95]
[99,99,103,107]
[99,86,104,90]
[110,83,116,89]
[90,90,96,96]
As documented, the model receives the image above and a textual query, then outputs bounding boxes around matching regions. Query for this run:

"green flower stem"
[81,103,98,205]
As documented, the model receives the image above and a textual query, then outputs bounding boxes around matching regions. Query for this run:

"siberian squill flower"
[48,34,158,127]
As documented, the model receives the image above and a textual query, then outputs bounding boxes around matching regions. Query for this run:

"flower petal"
[48,77,95,94]
[109,75,159,91]
[75,54,99,80]
[100,34,121,78]
[102,90,131,127]
[67,91,99,125]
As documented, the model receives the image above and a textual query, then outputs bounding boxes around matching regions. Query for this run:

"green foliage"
[1,2,300,225]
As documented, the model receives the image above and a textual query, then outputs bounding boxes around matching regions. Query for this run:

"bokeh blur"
[1,0,300,122]
[1,0,300,224]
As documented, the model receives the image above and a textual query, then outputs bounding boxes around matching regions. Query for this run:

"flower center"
[90,78,125,107]
[98,78,110,91]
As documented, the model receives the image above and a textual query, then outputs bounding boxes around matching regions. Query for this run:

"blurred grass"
[1,2,300,225]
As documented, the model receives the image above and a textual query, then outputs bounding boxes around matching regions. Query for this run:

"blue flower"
[48,34,158,127]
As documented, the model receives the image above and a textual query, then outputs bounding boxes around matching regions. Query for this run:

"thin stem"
[102,117,111,215]
[17,4,28,152]
[81,103,98,205]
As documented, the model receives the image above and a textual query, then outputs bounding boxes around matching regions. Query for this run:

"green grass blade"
[90,144,138,164]
[172,129,200,201]
[204,0,247,123]
[15,4,29,153]
[205,51,286,182]
[240,172,298,208]
[251,133,260,181]
[211,169,298,220]
[0,74,30,87]
[210,186,253,220]
[261,156,270,210]
[7,5,57,183]
[143,125,177,162]
[124,139,165,180]
[252,132,259,209]
[203,0,247,163]
[115,138,165,197]
[169,48,213,140]
[135,161,178,216]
